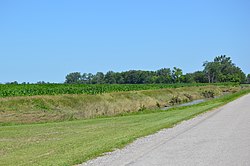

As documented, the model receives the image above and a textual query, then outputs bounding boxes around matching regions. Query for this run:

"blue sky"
[0,0,249,83]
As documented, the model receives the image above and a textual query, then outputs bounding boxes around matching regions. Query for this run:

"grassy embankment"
[0,85,240,125]
[0,88,249,166]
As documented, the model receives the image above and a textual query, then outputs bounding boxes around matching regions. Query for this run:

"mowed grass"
[0,89,249,166]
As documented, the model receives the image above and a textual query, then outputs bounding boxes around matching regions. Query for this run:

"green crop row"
[0,83,238,98]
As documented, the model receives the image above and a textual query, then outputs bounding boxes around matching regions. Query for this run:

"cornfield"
[0,83,237,98]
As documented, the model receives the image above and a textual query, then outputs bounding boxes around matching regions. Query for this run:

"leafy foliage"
[65,67,182,84]
[203,55,246,83]
[65,72,82,84]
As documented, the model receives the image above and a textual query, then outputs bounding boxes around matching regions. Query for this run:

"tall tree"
[183,73,195,83]
[123,70,143,84]
[192,71,207,83]
[91,72,105,84]
[81,73,88,83]
[104,71,117,84]
[203,55,246,83]
[203,61,220,83]
[65,72,82,84]
[172,67,183,83]
[86,73,94,84]
[156,68,172,83]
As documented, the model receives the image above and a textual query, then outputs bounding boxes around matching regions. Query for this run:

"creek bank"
[161,99,206,110]
[0,85,240,125]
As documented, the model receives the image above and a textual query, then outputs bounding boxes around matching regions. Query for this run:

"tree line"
[65,67,184,84]
[65,55,249,84]
[2,55,249,85]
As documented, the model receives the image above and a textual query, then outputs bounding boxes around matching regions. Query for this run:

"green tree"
[6,81,19,84]
[172,67,183,83]
[81,73,88,84]
[91,72,105,84]
[203,55,246,83]
[36,81,47,84]
[105,71,117,84]
[156,68,172,83]
[86,73,94,84]
[65,72,82,84]
[192,71,207,83]
[183,73,195,83]
[123,70,142,84]
[203,61,220,83]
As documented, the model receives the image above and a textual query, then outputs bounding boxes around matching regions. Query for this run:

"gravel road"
[81,94,250,166]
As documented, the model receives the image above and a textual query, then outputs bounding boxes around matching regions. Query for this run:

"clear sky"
[0,0,249,83]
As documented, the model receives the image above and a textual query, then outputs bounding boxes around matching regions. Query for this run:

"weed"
[202,90,215,98]
[169,96,182,105]
[138,104,146,112]
[184,93,193,100]
[156,102,161,108]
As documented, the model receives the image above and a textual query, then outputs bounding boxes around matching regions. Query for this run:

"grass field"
[1,89,249,166]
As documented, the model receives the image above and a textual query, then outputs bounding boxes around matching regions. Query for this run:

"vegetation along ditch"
[0,84,242,125]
